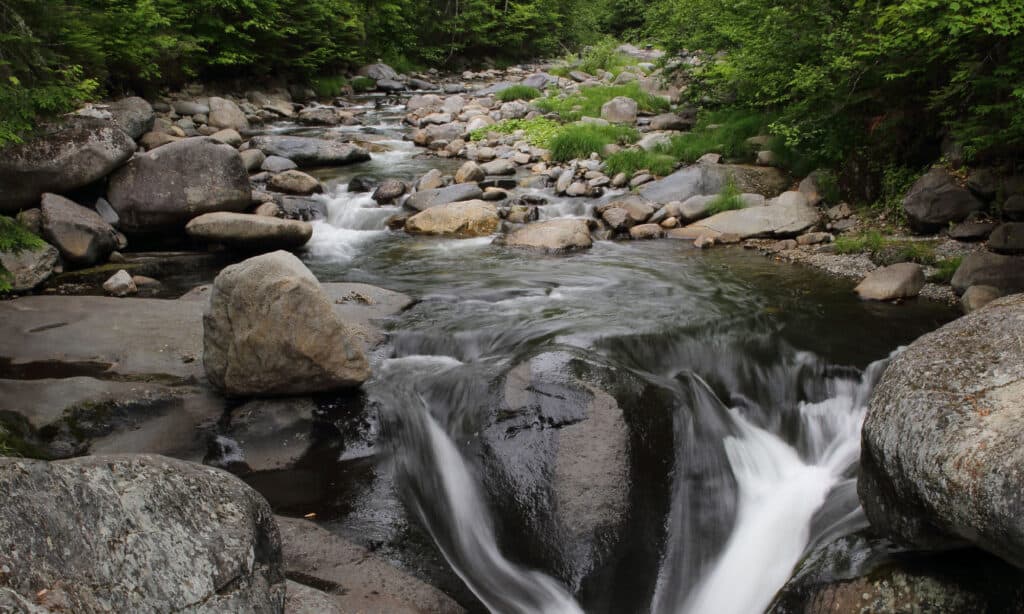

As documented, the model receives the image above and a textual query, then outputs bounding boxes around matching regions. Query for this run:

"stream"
[264,98,956,612]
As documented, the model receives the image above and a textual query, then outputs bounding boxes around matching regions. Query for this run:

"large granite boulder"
[0,454,285,612]
[988,222,1024,255]
[682,191,819,239]
[860,293,1024,567]
[106,96,155,139]
[39,193,119,266]
[0,117,135,214]
[854,263,925,301]
[950,251,1024,295]
[358,63,399,82]
[247,135,370,167]
[207,96,249,131]
[203,251,369,396]
[0,242,58,292]
[903,167,984,233]
[638,163,789,205]
[186,212,312,251]
[404,200,499,237]
[107,137,251,233]
[405,183,483,211]
[600,96,638,123]
[501,218,593,252]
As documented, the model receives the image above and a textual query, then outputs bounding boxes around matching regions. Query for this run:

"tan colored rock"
[268,169,322,195]
[405,200,499,237]
[503,218,593,252]
[854,263,925,301]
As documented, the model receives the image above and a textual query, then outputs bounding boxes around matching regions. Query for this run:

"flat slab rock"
[683,192,820,239]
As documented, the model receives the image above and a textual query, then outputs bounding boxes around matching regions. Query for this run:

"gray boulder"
[186,212,312,251]
[376,79,405,92]
[40,193,119,266]
[961,285,1002,313]
[0,117,135,214]
[203,250,369,395]
[372,179,406,204]
[600,96,638,123]
[951,251,1024,295]
[207,96,249,131]
[107,137,250,233]
[480,158,516,175]
[261,155,298,173]
[521,73,554,89]
[0,454,285,612]
[359,63,399,82]
[854,263,925,301]
[860,293,1024,567]
[247,135,370,167]
[649,113,694,131]
[502,218,593,252]
[988,222,1024,254]
[405,183,483,211]
[455,161,485,184]
[107,96,155,139]
[683,191,819,239]
[0,242,58,292]
[597,197,656,231]
[903,167,983,233]
[639,163,789,204]
[172,100,210,115]
[267,169,322,195]
[405,200,499,237]
[240,148,266,172]
[102,269,137,296]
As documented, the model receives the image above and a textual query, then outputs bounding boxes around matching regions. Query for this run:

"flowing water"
[270,99,956,612]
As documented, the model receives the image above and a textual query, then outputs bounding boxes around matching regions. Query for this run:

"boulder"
[186,212,312,251]
[798,170,831,207]
[210,128,243,147]
[948,221,997,241]
[521,73,554,89]
[600,96,638,124]
[638,163,789,205]
[405,200,499,237]
[372,179,406,204]
[139,130,182,150]
[405,183,483,211]
[106,96,155,139]
[203,250,369,395]
[359,63,399,82]
[903,167,983,233]
[262,155,298,173]
[649,113,694,131]
[629,223,664,239]
[376,79,405,92]
[502,218,593,252]
[207,96,249,131]
[951,251,1024,295]
[455,161,485,184]
[172,100,210,115]
[961,285,1002,313]
[268,169,323,195]
[598,197,656,231]
[349,175,379,193]
[1004,194,1024,221]
[240,148,266,172]
[0,117,135,214]
[40,193,119,266]
[407,94,443,112]
[480,158,516,175]
[102,269,137,296]
[0,455,285,612]
[683,191,819,239]
[0,242,58,292]
[296,106,357,126]
[107,137,251,233]
[860,293,1024,567]
[278,196,328,221]
[416,168,445,191]
[988,222,1024,254]
[854,263,925,301]
[247,135,370,167]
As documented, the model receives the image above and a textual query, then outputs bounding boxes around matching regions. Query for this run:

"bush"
[549,123,639,161]
[350,76,376,92]
[663,109,771,163]
[310,75,349,98]
[497,85,542,102]
[603,149,677,176]
[576,37,630,76]
[535,83,669,121]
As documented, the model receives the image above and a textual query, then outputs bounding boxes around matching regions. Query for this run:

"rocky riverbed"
[1,57,1023,613]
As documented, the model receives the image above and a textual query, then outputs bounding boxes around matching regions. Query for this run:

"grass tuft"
[664,109,771,163]
[603,149,677,176]
[535,83,668,122]
[309,75,348,98]
[497,85,542,102]
[706,176,745,214]
[468,117,561,148]
[549,123,639,162]
[929,257,962,283]
[350,76,376,93]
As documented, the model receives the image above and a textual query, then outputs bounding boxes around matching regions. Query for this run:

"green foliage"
[0,216,46,292]
[310,75,348,98]
[549,122,639,161]
[536,83,669,122]
[834,231,887,256]
[575,37,631,76]
[930,257,962,284]
[663,109,770,163]
[870,166,922,226]
[350,76,376,92]
[834,230,937,266]
[469,117,561,148]
[706,176,744,215]
[497,85,542,102]
[603,149,677,176]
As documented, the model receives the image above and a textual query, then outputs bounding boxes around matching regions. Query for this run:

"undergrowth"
[497,85,542,102]
[706,177,745,214]
[535,83,669,122]
[603,149,677,176]
[929,257,962,283]
[549,123,639,161]
[468,117,561,148]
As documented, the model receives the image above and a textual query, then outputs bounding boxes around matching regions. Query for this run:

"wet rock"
[0,455,285,612]
[277,196,327,222]
[247,135,370,167]
[600,96,638,123]
[240,148,266,172]
[172,100,209,115]
[597,197,655,231]
[40,193,119,266]
[405,183,483,211]
[297,106,357,126]
[372,179,407,204]
[276,516,464,614]
[948,220,996,241]
[481,158,516,175]
[683,191,819,239]
[0,242,58,292]
[348,175,379,193]
[455,161,484,184]
[107,137,251,233]
[102,269,137,297]
[854,263,925,301]
[210,127,243,147]
[211,397,318,473]
[0,117,135,214]
[268,169,323,195]
[203,250,369,395]
[207,96,249,131]
[186,212,312,251]
[988,222,1024,254]
[262,155,298,173]
[961,285,1002,313]
[629,223,664,240]
[903,167,983,233]
[860,293,1024,567]
[405,200,499,237]
[106,96,155,139]
[638,163,789,205]
[950,251,1024,295]
[502,218,593,252]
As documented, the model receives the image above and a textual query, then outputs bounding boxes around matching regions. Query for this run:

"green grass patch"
[834,230,887,255]
[706,177,745,215]
[834,230,938,266]
[663,109,772,163]
[575,38,632,76]
[929,257,962,283]
[535,83,669,122]
[549,123,639,162]
[309,75,348,98]
[497,85,542,102]
[603,149,677,176]
[350,76,376,92]
[468,117,561,148]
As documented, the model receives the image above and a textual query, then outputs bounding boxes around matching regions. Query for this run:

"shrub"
[309,75,348,98]
[576,37,630,76]
[603,149,677,176]
[535,83,669,121]
[497,85,542,102]
[549,123,639,161]
[664,109,772,163]
[350,76,376,92]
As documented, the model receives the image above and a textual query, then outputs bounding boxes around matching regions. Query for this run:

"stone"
[102,269,137,297]
[649,113,693,131]
[278,196,327,221]
[254,202,280,217]
[268,169,322,195]
[405,200,499,237]
[210,128,243,147]
[683,191,819,239]
[903,167,984,233]
[694,232,717,248]
[186,212,312,251]
[139,130,182,150]
[521,73,553,89]
[106,96,155,139]
[637,133,672,152]
[756,150,778,166]
[348,175,379,193]
[661,217,679,229]
[240,148,266,172]
[15,208,41,235]
[798,170,831,207]
[407,94,443,112]
[203,251,369,395]
[405,183,483,211]
[0,455,285,612]
[371,179,406,205]
[480,158,516,175]
[854,263,925,301]
[262,155,298,173]
[0,118,135,214]
[0,242,58,292]
[416,168,445,191]
[1004,194,1024,221]
[359,63,399,82]
[697,153,721,165]
[455,161,485,184]
[40,193,119,266]
[247,135,370,167]
[859,293,1024,568]
[502,218,593,252]
[567,181,590,196]
[827,202,853,221]
[207,96,249,131]
[639,163,789,205]
[107,137,251,233]
[629,223,664,239]
[951,251,1024,295]
[600,96,639,123]
[796,231,833,246]
[948,220,997,241]
[172,100,209,115]
[297,106,357,126]
[988,222,1024,254]
[597,197,655,231]
[630,173,653,187]
[961,285,1002,313]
